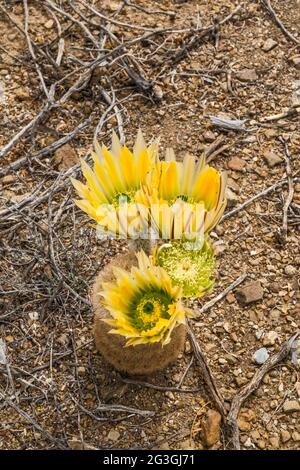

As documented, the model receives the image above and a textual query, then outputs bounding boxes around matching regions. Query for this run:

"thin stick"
[0,392,67,449]
[221,176,300,221]
[279,137,294,242]
[122,377,200,394]
[261,0,299,45]
[261,105,300,122]
[195,273,247,317]
[0,104,53,160]
[187,319,227,416]
[167,4,242,65]
[23,0,49,98]
[0,115,92,177]
[225,331,300,449]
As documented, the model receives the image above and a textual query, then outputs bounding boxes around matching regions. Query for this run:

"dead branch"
[278,137,295,242]
[261,105,300,122]
[222,176,300,221]
[187,319,227,417]
[225,331,300,449]
[0,115,92,177]
[0,391,68,449]
[0,104,54,160]
[23,0,50,98]
[260,0,299,45]
[195,273,247,317]
[165,4,242,65]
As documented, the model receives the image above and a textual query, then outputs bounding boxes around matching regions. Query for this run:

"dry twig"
[278,137,294,242]
[225,331,300,449]
[261,0,299,45]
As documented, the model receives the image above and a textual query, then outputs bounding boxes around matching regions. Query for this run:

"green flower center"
[168,194,199,206]
[111,190,136,207]
[128,291,172,331]
[157,241,215,298]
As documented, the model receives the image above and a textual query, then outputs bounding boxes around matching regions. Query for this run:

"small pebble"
[283,400,300,413]
[262,38,278,52]
[253,347,269,365]
[284,265,296,276]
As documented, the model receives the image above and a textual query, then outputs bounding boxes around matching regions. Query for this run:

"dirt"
[0,0,299,451]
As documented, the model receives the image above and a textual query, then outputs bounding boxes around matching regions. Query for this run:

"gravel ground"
[0,0,299,450]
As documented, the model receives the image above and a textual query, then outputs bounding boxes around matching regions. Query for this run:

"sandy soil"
[0,0,299,450]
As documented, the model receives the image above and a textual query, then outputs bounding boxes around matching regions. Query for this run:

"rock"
[236,69,258,82]
[165,391,175,400]
[238,416,250,432]
[54,144,78,170]
[226,188,238,206]
[184,340,191,354]
[262,38,278,52]
[201,409,222,447]
[283,400,300,412]
[292,431,300,442]
[251,430,260,441]
[203,130,216,142]
[292,80,300,107]
[263,331,279,347]
[5,335,14,343]
[291,56,300,67]
[257,439,266,449]
[1,175,16,185]
[28,311,38,323]
[178,438,198,450]
[107,0,122,12]
[241,408,256,422]
[253,347,269,365]
[284,265,297,276]
[263,151,282,168]
[57,334,68,345]
[77,366,86,375]
[236,281,264,305]
[107,429,120,441]
[215,225,224,236]
[45,19,54,29]
[270,309,280,321]
[269,436,280,448]
[244,437,254,448]
[14,88,29,101]
[214,242,227,256]
[281,430,291,443]
[255,329,264,340]
[227,156,245,171]
[68,439,99,450]
[228,177,240,192]
[280,429,291,444]
[158,442,170,450]
[295,382,300,397]
[235,376,248,387]
[226,293,235,304]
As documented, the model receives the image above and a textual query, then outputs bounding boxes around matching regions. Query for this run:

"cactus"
[92,253,186,375]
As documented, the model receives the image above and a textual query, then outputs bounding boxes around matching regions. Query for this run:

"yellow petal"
[133,128,146,160]
[181,154,195,194]
[191,167,220,209]
[119,146,137,188]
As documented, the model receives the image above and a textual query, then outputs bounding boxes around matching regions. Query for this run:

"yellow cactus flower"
[99,251,191,346]
[154,239,215,298]
[71,130,157,237]
[137,151,227,238]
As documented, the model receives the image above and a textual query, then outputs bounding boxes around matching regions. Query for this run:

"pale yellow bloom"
[71,130,157,237]
[99,251,192,346]
[137,151,227,238]
[154,239,215,298]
